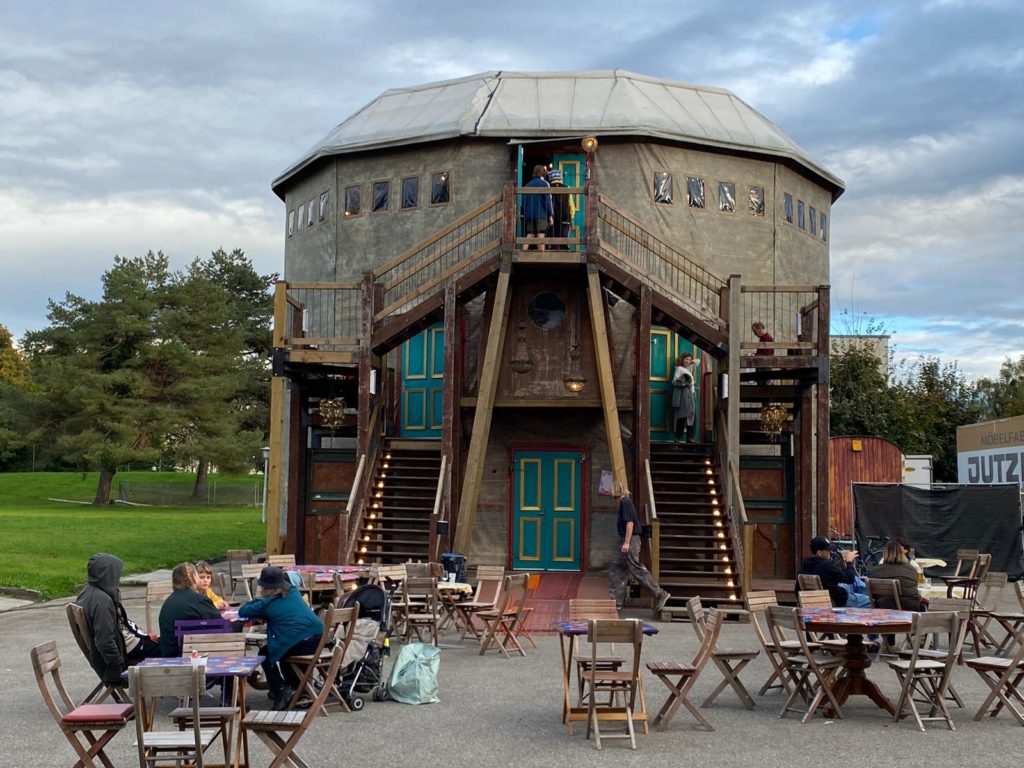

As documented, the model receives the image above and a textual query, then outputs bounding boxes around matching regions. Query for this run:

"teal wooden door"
[649,328,701,442]
[400,323,443,438]
[553,153,585,249]
[512,450,582,571]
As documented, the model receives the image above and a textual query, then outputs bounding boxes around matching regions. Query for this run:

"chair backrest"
[691,609,725,671]
[684,596,712,642]
[405,562,430,578]
[903,611,965,683]
[130,663,206,765]
[766,605,817,658]
[504,573,530,614]
[174,618,233,653]
[927,597,973,616]
[66,603,94,661]
[796,573,823,592]
[796,589,834,610]
[145,581,175,634]
[371,563,408,587]
[239,563,266,600]
[404,577,438,612]
[568,599,620,620]
[588,619,643,686]
[332,605,360,651]
[523,573,542,609]
[865,578,903,610]
[472,565,505,604]
[976,571,1008,612]
[226,549,253,578]
[744,590,779,649]
[266,554,296,568]
[181,632,246,657]
[953,548,980,578]
[974,554,993,583]
[30,641,75,721]
[1014,581,1024,613]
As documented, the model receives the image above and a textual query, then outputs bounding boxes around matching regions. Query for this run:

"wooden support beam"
[726,275,742,514]
[635,285,652,520]
[815,285,831,538]
[799,393,813,562]
[266,375,286,556]
[453,263,512,556]
[441,284,461,540]
[357,273,374,462]
[587,267,628,493]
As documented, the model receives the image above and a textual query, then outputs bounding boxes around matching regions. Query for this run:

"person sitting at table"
[158,562,222,657]
[194,560,229,610]
[797,536,871,608]
[77,553,161,685]
[238,566,324,711]
[869,540,926,612]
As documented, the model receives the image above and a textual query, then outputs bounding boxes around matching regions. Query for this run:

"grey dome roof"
[273,70,844,198]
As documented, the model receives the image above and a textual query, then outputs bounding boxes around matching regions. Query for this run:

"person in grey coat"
[671,352,697,442]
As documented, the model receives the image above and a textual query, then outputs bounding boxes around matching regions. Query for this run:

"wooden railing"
[739,285,829,356]
[428,455,448,563]
[343,402,384,565]
[513,186,586,251]
[273,281,361,351]
[596,195,727,329]
[644,458,660,582]
[716,410,748,597]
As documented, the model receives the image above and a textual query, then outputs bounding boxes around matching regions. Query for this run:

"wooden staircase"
[649,442,742,614]
[351,440,441,565]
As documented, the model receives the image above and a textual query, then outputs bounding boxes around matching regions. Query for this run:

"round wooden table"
[800,607,914,715]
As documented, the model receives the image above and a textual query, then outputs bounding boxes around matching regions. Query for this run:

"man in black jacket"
[796,536,870,608]
[158,562,223,656]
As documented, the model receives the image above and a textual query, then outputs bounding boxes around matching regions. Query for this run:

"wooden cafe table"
[800,607,914,715]
[553,619,659,734]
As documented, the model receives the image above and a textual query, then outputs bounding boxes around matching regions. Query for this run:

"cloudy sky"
[1,0,1022,379]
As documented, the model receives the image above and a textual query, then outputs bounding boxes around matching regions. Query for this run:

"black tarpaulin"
[852,484,1024,580]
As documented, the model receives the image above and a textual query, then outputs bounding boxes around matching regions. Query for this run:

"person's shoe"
[272,686,296,711]
[655,591,672,612]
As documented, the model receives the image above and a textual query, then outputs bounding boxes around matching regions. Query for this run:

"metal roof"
[272,70,844,198]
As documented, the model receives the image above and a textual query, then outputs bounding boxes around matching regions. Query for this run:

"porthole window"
[372,180,390,213]
[718,182,736,213]
[686,177,705,208]
[431,171,451,205]
[527,292,566,331]
[401,176,419,209]
[344,185,361,218]
[653,171,673,204]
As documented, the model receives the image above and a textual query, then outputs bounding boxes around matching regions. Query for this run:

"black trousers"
[261,635,321,695]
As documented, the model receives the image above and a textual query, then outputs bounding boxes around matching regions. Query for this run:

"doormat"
[520,573,584,635]
[534,572,583,600]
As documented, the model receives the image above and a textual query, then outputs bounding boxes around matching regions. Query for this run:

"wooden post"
[453,261,512,555]
[501,181,516,249]
[586,267,627,493]
[635,284,652,530]
[357,272,374,461]
[726,275,742,515]
[265,282,290,556]
[441,284,461,535]
[815,285,831,537]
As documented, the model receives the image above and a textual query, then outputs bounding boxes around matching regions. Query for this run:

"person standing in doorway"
[546,168,572,249]
[522,164,553,251]
[671,352,699,443]
[608,482,671,612]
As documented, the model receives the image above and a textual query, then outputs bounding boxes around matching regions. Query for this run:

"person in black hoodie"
[796,536,870,608]
[76,553,160,685]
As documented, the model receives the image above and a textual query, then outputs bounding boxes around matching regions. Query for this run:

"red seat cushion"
[62,703,134,723]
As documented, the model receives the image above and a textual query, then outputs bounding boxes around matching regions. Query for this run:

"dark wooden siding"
[829,436,903,537]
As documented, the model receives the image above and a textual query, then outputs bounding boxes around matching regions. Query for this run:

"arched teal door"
[400,323,443,438]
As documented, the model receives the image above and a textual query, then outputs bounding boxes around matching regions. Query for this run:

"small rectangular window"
[820,212,828,241]
[306,199,316,227]
[784,193,793,223]
[686,176,705,208]
[372,180,390,213]
[718,182,736,213]
[344,185,361,218]
[809,206,817,236]
[401,176,419,209]
[653,171,673,204]
[797,200,805,230]
[431,171,451,205]
[287,210,295,237]
[748,186,765,216]
[319,191,329,221]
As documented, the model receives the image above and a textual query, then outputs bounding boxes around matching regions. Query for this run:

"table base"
[827,634,896,716]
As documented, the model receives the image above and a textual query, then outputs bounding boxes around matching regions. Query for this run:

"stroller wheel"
[372,686,389,702]
[349,696,365,711]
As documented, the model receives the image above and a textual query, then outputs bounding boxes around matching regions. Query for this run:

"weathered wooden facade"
[267,71,844,610]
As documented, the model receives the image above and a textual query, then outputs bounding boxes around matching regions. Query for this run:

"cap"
[255,565,289,590]
[809,536,832,553]
[546,169,563,182]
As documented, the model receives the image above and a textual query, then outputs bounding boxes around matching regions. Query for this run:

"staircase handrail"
[644,458,657,522]
[645,457,660,582]
[716,409,747,596]
[344,401,384,565]
[429,455,448,562]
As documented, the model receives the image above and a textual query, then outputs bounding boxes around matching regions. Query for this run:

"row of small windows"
[783,193,827,242]
[652,172,766,217]
[287,172,453,237]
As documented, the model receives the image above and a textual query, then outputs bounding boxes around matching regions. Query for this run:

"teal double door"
[649,328,702,442]
[512,450,582,571]
[400,323,443,438]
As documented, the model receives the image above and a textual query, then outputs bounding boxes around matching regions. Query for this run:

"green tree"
[829,344,904,438]
[0,323,30,388]
[0,324,33,469]
[975,355,1024,420]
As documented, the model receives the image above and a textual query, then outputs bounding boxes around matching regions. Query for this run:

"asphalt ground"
[4,583,1023,768]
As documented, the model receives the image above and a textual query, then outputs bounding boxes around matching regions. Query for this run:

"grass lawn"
[0,471,266,599]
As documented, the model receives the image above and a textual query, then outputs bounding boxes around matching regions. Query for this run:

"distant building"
[957,415,1024,486]
[831,334,890,369]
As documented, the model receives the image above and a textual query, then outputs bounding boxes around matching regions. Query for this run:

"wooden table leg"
[830,634,896,715]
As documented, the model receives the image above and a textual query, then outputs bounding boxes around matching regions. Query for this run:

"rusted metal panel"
[829,436,903,537]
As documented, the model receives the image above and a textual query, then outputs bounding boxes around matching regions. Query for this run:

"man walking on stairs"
[608,482,671,612]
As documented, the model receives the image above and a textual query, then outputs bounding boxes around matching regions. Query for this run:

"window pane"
[653,172,673,204]
[748,186,765,216]
[402,177,419,209]
[809,206,817,236]
[820,213,827,241]
[287,210,295,237]
[784,193,793,223]
[319,191,329,221]
[372,180,390,213]
[344,185,361,217]
[686,176,705,208]
[718,182,736,212]
[431,172,450,205]
[797,200,805,229]
[306,199,316,227]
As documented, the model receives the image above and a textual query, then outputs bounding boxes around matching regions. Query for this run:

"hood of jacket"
[87,553,124,601]
[800,555,825,573]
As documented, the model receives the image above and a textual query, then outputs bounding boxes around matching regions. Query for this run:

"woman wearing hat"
[239,565,324,710]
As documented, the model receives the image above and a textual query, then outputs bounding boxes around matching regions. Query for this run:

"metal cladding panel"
[829,436,904,537]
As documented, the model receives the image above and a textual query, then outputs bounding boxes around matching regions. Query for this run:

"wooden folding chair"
[581,619,645,750]
[31,640,134,768]
[866,578,905,656]
[685,597,758,710]
[144,581,173,636]
[370,564,408,633]
[513,573,542,649]
[129,663,227,768]
[796,589,850,655]
[171,633,245,741]
[745,590,807,696]
[66,603,129,705]
[569,598,623,704]
[889,611,966,731]
[284,605,358,713]
[945,552,990,600]
[903,597,970,708]
[452,565,504,640]
[225,549,254,600]
[989,582,1024,655]
[266,554,297,568]
[970,571,1009,655]
[796,574,823,592]
[646,609,723,731]
[173,618,233,655]
[243,645,345,768]
[766,605,843,722]
[403,577,441,646]
[239,563,266,602]
[967,627,1024,726]
[478,574,528,658]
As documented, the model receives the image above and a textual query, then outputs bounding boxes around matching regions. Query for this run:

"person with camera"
[797,536,871,608]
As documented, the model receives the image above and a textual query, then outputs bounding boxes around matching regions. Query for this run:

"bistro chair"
[283,605,359,713]
[966,627,1024,726]
[745,590,807,696]
[144,581,174,636]
[646,609,723,731]
[266,553,297,568]
[569,599,624,706]
[888,611,966,731]
[31,640,135,768]
[766,605,843,722]
[403,577,441,646]
[945,552,990,600]
[129,663,227,768]
[173,633,245,737]
[796,574,823,592]
[580,619,646,750]
[478,573,529,658]
[795,590,848,655]
[865,578,905,656]
[904,597,971,708]
[224,549,254,600]
[243,645,345,768]
[685,597,758,710]
[66,602,129,705]
[989,583,1024,656]
[452,565,504,640]
[513,573,543,649]
[173,618,233,654]
[969,571,1009,655]
[239,563,265,602]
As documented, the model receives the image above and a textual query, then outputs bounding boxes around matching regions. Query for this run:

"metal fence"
[117,480,264,507]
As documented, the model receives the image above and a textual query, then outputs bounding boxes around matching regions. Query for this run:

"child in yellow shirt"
[194,561,229,610]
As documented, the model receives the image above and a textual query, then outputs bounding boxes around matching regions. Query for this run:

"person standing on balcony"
[546,168,573,250]
[751,321,774,355]
[522,164,553,251]
[608,482,671,613]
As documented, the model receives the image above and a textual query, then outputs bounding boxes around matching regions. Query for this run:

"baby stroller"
[337,581,397,708]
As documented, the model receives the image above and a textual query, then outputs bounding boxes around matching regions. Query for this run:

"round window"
[528,292,566,330]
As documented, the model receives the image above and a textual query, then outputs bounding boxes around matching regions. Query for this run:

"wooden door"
[400,323,443,438]
[512,450,582,571]
[553,153,585,248]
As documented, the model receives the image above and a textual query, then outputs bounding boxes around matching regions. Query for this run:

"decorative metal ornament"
[760,404,787,441]
[564,346,586,393]
[509,321,533,374]
[319,398,347,431]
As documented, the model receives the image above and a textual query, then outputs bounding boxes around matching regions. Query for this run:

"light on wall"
[581,136,598,153]
[563,297,586,393]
